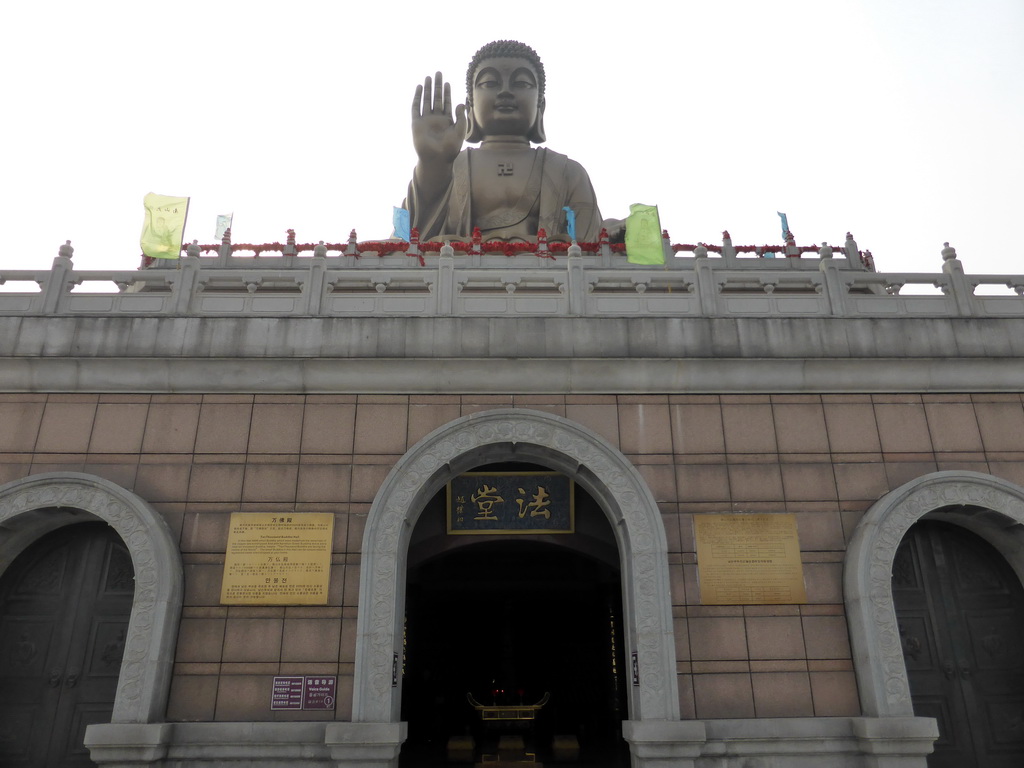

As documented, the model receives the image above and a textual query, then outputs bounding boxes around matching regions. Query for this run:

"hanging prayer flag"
[625,203,664,265]
[215,213,233,239]
[777,211,789,238]
[393,207,411,242]
[562,206,577,241]
[140,193,190,259]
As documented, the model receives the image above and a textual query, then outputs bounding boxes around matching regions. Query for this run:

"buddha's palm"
[412,72,466,167]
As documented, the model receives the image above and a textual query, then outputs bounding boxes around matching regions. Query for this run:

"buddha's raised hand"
[411,72,467,167]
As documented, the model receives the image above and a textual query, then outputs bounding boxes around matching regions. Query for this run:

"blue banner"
[393,206,411,242]
[562,206,577,241]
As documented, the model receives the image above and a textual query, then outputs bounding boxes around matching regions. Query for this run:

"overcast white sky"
[2,0,1022,278]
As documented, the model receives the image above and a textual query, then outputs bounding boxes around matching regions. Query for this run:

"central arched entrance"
[353,409,680,764]
[399,462,629,766]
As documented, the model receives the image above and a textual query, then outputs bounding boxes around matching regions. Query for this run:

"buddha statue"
[404,40,604,243]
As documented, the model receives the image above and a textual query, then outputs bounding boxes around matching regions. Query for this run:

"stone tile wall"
[2,392,1023,723]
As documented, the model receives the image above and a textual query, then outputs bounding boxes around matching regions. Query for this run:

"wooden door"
[893,521,1024,768]
[0,523,134,767]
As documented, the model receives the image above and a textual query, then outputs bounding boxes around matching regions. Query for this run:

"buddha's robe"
[405,147,603,242]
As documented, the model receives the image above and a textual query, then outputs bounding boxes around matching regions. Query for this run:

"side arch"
[352,408,680,724]
[844,470,1024,717]
[0,472,183,723]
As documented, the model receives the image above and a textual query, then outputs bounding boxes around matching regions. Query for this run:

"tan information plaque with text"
[694,513,807,605]
[221,513,334,605]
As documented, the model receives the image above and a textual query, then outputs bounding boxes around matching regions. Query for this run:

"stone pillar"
[621,720,706,767]
[852,716,939,768]
[324,722,407,768]
[84,723,171,767]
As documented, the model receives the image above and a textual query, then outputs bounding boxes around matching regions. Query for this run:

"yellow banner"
[625,203,664,265]
[140,192,189,259]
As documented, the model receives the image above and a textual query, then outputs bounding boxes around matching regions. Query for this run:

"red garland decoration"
[166,240,844,263]
[186,240,630,257]
[354,242,410,254]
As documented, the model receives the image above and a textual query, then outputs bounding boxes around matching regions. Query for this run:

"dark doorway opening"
[893,520,1024,768]
[400,467,629,767]
[0,522,134,768]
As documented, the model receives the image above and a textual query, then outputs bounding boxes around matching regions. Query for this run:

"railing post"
[567,242,585,315]
[437,243,455,316]
[843,232,865,269]
[818,243,847,316]
[662,230,682,269]
[692,244,718,316]
[344,230,359,268]
[307,241,328,315]
[784,229,799,258]
[941,242,975,316]
[41,241,75,314]
[598,228,613,267]
[217,227,233,264]
[172,253,201,315]
[721,230,738,268]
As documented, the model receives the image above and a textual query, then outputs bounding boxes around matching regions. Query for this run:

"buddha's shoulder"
[539,148,592,178]
[536,148,585,171]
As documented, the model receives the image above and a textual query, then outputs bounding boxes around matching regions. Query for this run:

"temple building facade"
[2,237,1024,767]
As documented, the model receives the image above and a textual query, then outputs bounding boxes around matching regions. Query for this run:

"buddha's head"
[465,40,546,144]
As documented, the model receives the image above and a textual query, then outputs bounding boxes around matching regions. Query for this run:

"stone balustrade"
[3,241,1022,319]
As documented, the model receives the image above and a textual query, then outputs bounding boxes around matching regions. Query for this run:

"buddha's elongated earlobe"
[465,100,484,142]
[527,97,546,144]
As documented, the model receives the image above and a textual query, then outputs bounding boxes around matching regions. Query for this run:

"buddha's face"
[471,56,541,139]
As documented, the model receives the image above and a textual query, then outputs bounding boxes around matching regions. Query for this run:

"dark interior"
[400,465,630,767]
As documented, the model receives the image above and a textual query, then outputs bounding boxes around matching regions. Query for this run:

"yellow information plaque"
[693,513,807,605]
[220,513,334,605]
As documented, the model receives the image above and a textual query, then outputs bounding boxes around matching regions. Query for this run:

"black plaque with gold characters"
[447,471,573,534]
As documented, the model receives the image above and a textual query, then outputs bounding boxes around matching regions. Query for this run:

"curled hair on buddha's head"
[465,40,546,101]
[465,39,546,144]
